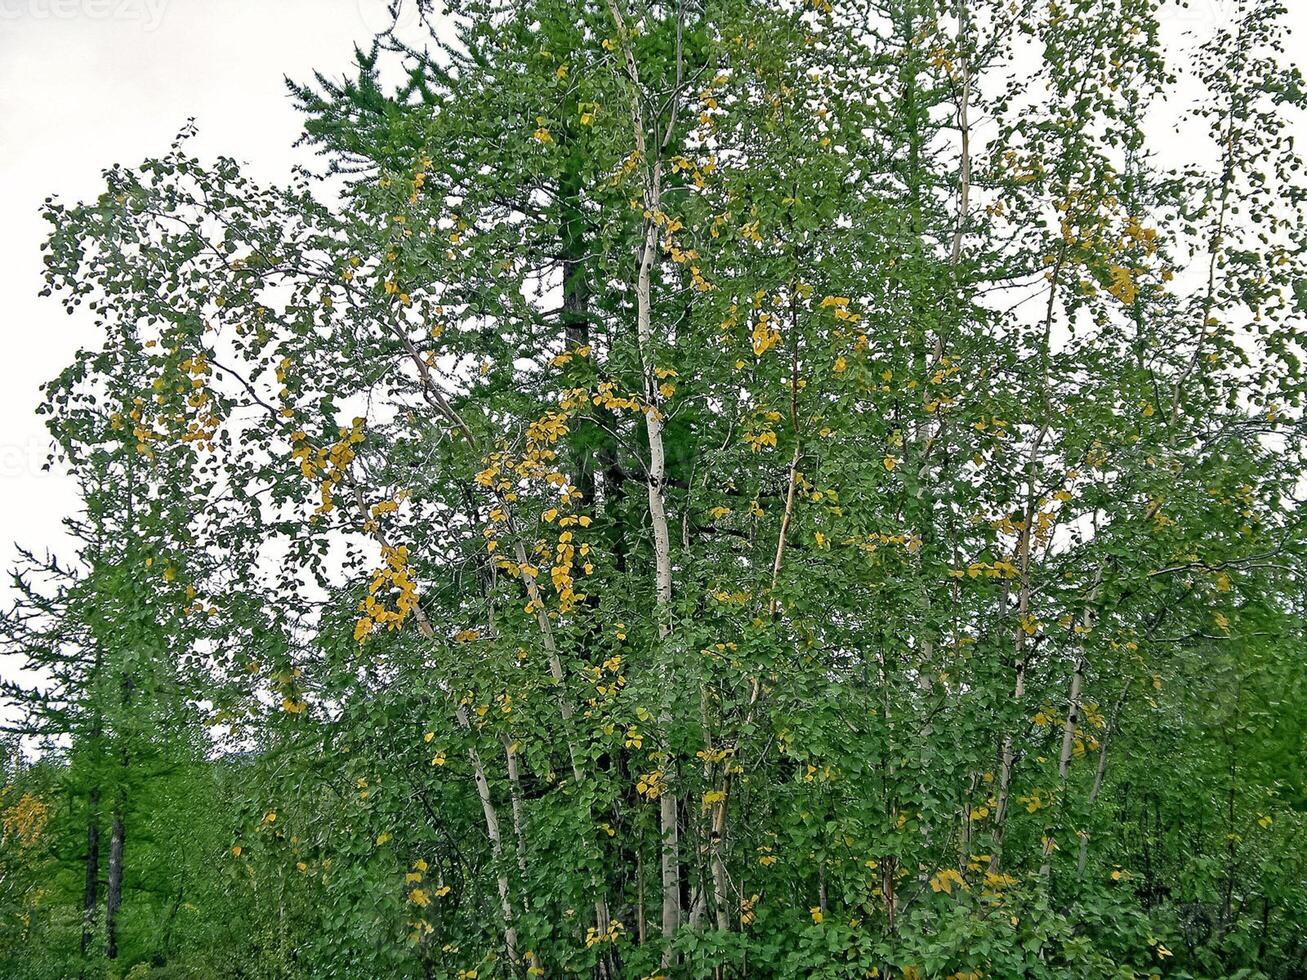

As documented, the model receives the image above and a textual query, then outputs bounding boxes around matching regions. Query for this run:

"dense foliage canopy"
[4,0,1307,977]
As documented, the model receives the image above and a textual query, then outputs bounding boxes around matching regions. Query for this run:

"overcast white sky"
[0,1,435,584]
[0,0,1302,595]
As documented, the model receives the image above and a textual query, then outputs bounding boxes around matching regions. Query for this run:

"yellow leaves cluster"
[563,381,653,419]
[409,159,431,205]
[948,560,1019,580]
[1108,264,1138,306]
[0,788,48,848]
[850,530,919,556]
[750,312,780,356]
[744,409,783,452]
[820,295,861,323]
[382,278,413,306]
[584,919,625,949]
[291,418,365,515]
[589,655,625,698]
[405,858,431,900]
[476,411,601,617]
[655,366,678,400]
[175,352,221,448]
[650,210,683,236]
[928,44,956,77]
[1081,702,1105,729]
[527,410,570,450]
[929,867,967,894]
[1071,731,1100,758]
[702,789,726,810]
[355,544,419,643]
[711,589,751,605]
[122,347,222,456]
[1123,216,1159,254]
[547,526,593,613]
[1020,790,1047,813]
[550,344,592,369]
[739,893,759,925]
[982,870,1016,894]
[370,499,399,519]
[696,746,732,765]
[669,151,716,190]
[635,770,664,800]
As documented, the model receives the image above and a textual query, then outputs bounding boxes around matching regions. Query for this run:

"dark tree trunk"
[105,804,125,960]
[560,161,596,504]
[80,786,100,958]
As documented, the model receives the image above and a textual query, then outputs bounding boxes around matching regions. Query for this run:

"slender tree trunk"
[501,734,530,883]
[350,489,520,963]
[464,731,519,962]
[1041,568,1104,876]
[80,786,100,958]
[107,672,132,962]
[1078,680,1131,876]
[990,423,1049,872]
[607,1,685,958]
[1039,657,1083,878]
[949,0,972,268]
[644,202,682,960]
[105,804,124,960]
[768,447,802,618]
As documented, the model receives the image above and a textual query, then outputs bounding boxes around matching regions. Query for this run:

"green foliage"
[4,0,1307,977]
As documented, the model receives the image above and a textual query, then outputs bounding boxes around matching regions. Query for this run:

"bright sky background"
[0,0,1302,648]
[0,1,434,583]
